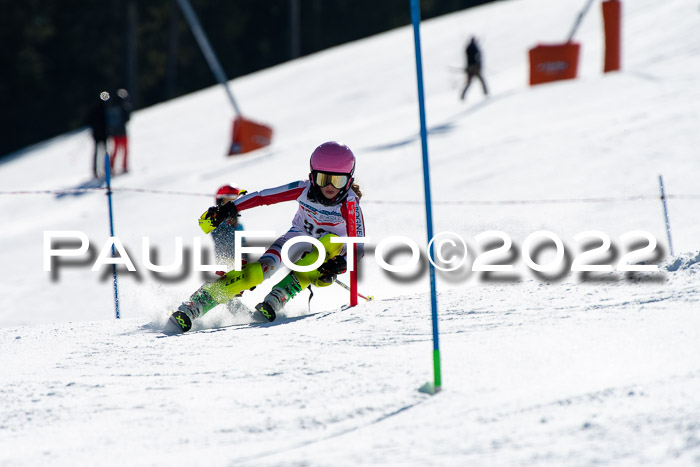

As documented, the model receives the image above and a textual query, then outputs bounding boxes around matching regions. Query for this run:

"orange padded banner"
[228,116,273,155]
[528,42,580,86]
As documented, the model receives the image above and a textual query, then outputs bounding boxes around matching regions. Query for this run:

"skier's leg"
[255,228,308,280]
[93,139,100,177]
[108,137,117,170]
[112,135,127,172]
[203,262,264,304]
[122,136,129,172]
[194,228,306,308]
[461,76,473,100]
[169,261,264,332]
[293,234,345,289]
[256,234,344,322]
[111,137,120,170]
[168,229,304,331]
[479,74,489,95]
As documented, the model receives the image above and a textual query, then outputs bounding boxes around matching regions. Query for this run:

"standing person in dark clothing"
[87,92,109,178]
[106,88,132,174]
[460,37,489,101]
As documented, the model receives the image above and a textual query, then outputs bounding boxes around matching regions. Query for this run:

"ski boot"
[167,262,264,333]
[167,288,217,333]
[168,303,198,333]
[255,272,304,322]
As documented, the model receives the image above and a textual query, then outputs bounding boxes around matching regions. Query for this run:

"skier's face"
[320,184,340,199]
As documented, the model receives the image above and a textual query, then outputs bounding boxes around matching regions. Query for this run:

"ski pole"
[104,153,120,319]
[335,279,373,301]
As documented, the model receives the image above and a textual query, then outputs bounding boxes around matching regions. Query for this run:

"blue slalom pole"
[409,0,441,393]
[105,153,120,319]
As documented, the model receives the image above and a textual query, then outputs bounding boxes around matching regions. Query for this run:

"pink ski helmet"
[308,141,356,206]
[310,141,356,175]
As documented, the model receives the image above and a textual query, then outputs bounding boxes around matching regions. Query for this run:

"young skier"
[168,141,365,332]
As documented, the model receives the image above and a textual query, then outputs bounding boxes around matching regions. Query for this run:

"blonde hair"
[351,183,363,199]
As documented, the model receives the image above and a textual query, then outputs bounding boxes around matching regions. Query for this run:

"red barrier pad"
[528,42,580,86]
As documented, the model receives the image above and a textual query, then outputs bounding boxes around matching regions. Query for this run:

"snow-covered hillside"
[1,0,699,465]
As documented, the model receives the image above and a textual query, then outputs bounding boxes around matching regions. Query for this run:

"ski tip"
[162,320,184,335]
[163,311,192,335]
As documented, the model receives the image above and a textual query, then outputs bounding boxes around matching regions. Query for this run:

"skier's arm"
[199,181,306,234]
[234,181,306,212]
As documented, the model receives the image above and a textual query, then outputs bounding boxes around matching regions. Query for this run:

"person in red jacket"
[106,89,132,174]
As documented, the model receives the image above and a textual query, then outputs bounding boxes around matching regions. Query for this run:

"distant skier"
[106,88,132,174]
[460,37,489,101]
[167,141,366,332]
[211,184,247,267]
[86,92,109,178]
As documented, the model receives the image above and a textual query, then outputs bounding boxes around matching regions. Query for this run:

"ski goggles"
[313,171,349,189]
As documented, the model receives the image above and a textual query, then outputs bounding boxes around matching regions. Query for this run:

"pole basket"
[528,42,581,86]
[228,116,273,155]
[602,0,621,72]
